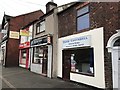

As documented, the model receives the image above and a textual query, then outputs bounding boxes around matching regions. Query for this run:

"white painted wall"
[57,27,105,88]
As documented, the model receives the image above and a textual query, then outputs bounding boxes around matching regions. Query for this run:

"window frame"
[36,20,45,34]
[32,46,48,64]
[76,5,90,32]
[20,49,27,65]
[70,47,94,77]
[32,47,43,64]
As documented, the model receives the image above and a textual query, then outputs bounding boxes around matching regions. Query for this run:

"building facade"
[57,2,120,89]
[29,2,76,78]
[30,2,58,78]
[0,10,44,67]
[19,24,33,69]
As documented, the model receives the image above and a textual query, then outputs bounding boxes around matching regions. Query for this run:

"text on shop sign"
[63,35,91,49]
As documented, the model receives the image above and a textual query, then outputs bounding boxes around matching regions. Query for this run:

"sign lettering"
[63,35,91,49]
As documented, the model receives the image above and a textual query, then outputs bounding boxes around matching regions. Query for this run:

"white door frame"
[107,30,120,88]
[112,47,120,88]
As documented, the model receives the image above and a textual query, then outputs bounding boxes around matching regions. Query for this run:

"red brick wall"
[5,10,44,67]
[90,2,119,88]
[58,2,120,88]
[58,6,76,38]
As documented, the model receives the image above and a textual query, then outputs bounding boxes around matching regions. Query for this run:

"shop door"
[20,49,29,69]
[42,47,48,75]
[62,50,73,81]
[26,49,29,69]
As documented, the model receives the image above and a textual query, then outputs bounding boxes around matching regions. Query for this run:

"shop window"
[33,47,44,64]
[36,20,45,34]
[21,49,27,64]
[20,36,28,43]
[71,48,94,75]
[77,5,89,31]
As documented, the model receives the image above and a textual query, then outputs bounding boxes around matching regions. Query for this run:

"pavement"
[0,63,101,90]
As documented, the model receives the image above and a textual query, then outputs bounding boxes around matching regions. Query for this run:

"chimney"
[46,1,57,13]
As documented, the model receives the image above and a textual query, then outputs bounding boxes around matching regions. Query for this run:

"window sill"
[77,28,90,33]
[70,71,94,77]
[36,30,45,35]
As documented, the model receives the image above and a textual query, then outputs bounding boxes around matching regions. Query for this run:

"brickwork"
[4,10,44,67]
[58,7,76,38]
[58,2,120,88]
[90,2,119,89]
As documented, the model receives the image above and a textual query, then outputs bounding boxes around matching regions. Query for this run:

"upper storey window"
[77,5,89,31]
[36,20,45,34]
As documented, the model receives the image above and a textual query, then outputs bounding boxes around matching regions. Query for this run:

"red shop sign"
[19,42,30,49]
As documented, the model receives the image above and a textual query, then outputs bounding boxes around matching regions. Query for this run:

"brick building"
[0,10,44,67]
[57,2,120,89]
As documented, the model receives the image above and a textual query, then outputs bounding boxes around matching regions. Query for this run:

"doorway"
[112,48,120,88]
[62,50,73,81]
[20,49,29,69]
[42,47,48,76]
[112,38,120,88]
[107,30,120,88]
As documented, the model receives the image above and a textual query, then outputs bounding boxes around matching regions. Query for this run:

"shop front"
[57,27,106,88]
[30,35,52,78]
[0,41,7,66]
[62,47,94,81]
[19,42,30,69]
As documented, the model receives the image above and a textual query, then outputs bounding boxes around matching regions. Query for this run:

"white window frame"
[36,20,45,34]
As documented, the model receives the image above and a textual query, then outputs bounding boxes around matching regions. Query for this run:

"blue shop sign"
[63,35,91,49]
[30,35,52,47]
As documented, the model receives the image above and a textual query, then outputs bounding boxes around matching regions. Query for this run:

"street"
[0,63,100,90]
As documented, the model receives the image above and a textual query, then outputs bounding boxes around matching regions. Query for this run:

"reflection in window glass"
[77,6,89,16]
[20,36,28,43]
[77,5,89,31]
[40,21,45,32]
[21,49,26,64]
[71,48,94,75]
[33,47,43,64]
[36,23,40,34]
[36,21,45,34]
[77,14,89,31]
[113,38,120,46]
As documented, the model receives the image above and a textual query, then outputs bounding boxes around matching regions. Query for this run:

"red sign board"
[19,42,30,49]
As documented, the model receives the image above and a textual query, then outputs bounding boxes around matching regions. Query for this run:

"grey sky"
[0,0,76,24]
[1,0,118,24]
